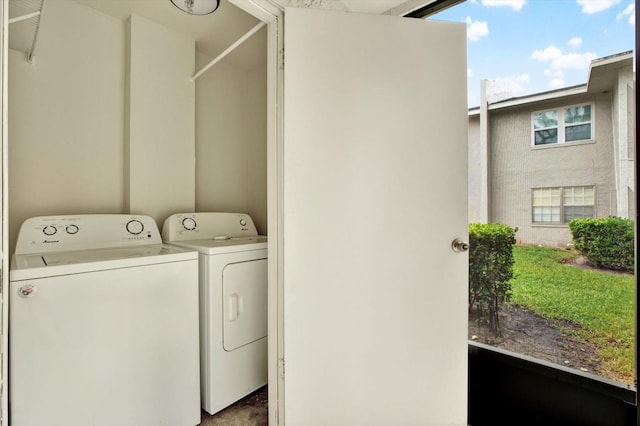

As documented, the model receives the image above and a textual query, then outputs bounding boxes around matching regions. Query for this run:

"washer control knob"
[66,224,79,235]
[42,226,57,236]
[239,218,247,227]
[126,219,144,235]
[182,217,197,231]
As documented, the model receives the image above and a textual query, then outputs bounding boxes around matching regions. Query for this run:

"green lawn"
[510,245,635,384]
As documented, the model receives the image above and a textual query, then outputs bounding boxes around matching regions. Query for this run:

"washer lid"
[14,214,164,255]
[166,236,267,255]
[10,244,197,281]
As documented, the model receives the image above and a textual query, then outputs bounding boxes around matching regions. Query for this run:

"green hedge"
[469,223,517,334]
[568,217,635,272]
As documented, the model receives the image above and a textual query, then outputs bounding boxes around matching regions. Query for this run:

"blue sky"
[432,0,636,107]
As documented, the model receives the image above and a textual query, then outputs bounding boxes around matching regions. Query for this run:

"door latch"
[451,239,469,253]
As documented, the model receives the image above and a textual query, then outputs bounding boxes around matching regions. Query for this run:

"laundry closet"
[7,0,268,253]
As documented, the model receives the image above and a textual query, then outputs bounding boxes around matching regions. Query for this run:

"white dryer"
[162,212,267,415]
[10,215,201,426]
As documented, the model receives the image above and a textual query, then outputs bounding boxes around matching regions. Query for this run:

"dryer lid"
[166,236,267,255]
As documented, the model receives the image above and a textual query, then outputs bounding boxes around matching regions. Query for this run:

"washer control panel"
[15,214,162,255]
[162,212,260,242]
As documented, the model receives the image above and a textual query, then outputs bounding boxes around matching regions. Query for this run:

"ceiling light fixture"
[170,0,220,15]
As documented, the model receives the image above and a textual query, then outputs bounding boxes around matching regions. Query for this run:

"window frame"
[531,185,595,225]
[531,103,594,147]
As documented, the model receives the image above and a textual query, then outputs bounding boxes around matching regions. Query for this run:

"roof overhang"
[586,51,634,93]
[470,51,634,113]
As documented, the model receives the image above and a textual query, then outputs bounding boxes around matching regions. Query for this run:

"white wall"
[194,50,267,235]
[126,14,195,225]
[246,62,268,235]
[8,0,125,251]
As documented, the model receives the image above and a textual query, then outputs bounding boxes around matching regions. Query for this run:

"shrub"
[469,223,517,334]
[568,217,635,272]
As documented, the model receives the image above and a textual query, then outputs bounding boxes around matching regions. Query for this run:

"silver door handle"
[451,239,469,253]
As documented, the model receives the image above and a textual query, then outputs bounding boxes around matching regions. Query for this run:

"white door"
[282,7,468,425]
[223,259,268,351]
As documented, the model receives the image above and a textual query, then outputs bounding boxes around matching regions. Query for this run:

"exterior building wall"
[611,66,636,219]
[489,93,617,247]
[468,115,482,223]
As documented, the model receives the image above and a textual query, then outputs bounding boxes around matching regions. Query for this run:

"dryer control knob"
[126,219,144,235]
[239,218,247,227]
[66,224,79,235]
[182,217,197,231]
[42,226,57,236]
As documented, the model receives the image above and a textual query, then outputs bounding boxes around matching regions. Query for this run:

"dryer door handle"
[228,293,244,322]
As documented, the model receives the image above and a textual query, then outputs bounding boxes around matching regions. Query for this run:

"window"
[532,104,592,146]
[563,186,595,222]
[532,187,561,222]
[564,105,592,142]
[532,186,595,223]
[533,110,558,145]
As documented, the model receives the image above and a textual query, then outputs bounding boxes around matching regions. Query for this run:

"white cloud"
[551,52,598,70]
[530,45,562,61]
[482,0,528,10]
[549,78,566,89]
[544,69,565,78]
[468,68,474,77]
[567,37,583,47]
[515,73,530,84]
[531,45,597,70]
[577,0,621,14]
[465,17,489,41]
[616,3,635,25]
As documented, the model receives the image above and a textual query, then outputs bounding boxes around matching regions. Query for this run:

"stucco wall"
[468,114,481,223]
[611,66,636,218]
[489,93,616,247]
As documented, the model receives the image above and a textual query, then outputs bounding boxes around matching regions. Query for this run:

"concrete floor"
[198,386,268,426]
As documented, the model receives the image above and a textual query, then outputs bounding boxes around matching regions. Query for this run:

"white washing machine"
[10,214,201,426]
[162,212,267,415]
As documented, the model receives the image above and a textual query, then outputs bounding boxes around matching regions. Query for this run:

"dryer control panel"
[162,212,259,242]
[15,214,162,255]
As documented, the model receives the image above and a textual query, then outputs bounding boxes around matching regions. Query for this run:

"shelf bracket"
[191,21,266,82]
[8,0,46,64]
